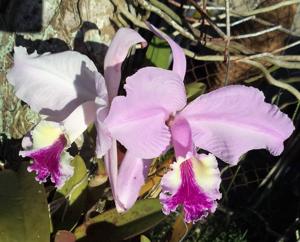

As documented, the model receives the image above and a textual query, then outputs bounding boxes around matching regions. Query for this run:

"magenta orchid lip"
[21,134,68,187]
[160,157,220,223]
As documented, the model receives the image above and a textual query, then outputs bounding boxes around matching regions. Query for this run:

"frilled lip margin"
[160,155,222,223]
[20,134,73,188]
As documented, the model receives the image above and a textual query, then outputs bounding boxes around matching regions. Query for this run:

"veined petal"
[160,153,221,223]
[125,67,187,113]
[147,23,186,80]
[116,152,152,212]
[180,85,295,165]
[7,46,104,121]
[104,28,147,101]
[104,96,171,159]
[20,121,73,187]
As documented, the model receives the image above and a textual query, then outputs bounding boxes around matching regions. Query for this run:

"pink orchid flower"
[7,29,146,188]
[103,25,295,222]
[98,24,190,212]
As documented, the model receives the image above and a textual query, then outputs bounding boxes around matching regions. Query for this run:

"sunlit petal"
[116,152,152,212]
[104,96,171,159]
[180,85,295,164]
[7,46,103,121]
[147,23,186,80]
[125,67,186,114]
[104,28,147,101]
[61,101,99,143]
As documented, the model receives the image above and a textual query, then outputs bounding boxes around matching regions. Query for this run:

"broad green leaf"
[186,82,207,101]
[0,162,50,242]
[74,199,165,241]
[52,155,88,231]
[146,36,171,69]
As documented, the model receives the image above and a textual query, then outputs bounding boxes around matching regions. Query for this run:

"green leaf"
[57,155,88,205]
[0,162,50,242]
[52,155,88,231]
[186,82,207,102]
[74,199,165,241]
[146,36,171,69]
[140,235,151,242]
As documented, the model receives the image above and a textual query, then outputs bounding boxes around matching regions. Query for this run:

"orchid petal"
[95,71,109,107]
[104,140,119,208]
[104,96,171,159]
[61,101,100,143]
[147,23,186,80]
[7,47,103,121]
[116,152,152,212]
[180,85,295,164]
[95,107,112,158]
[104,28,147,101]
[160,153,221,223]
[125,67,187,113]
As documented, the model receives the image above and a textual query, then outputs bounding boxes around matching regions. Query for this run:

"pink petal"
[103,140,121,210]
[147,23,186,81]
[104,96,171,159]
[160,153,221,223]
[95,107,112,158]
[125,67,187,113]
[180,85,295,164]
[104,28,147,101]
[61,101,100,143]
[7,47,105,121]
[116,152,152,212]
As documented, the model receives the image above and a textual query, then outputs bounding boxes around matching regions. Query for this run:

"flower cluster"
[7,24,294,222]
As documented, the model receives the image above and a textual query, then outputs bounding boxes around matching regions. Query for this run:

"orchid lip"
[21,134,73,187]
[160,154,221,223]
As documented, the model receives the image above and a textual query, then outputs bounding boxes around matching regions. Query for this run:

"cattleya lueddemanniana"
[7,28,147,190]
[102,25,295,222]
[7,24,294,223]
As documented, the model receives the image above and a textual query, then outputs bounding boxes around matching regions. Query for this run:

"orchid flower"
[97,24,190,212]
[6,29,146,188]
[103,25,295,222]
[7,47,106,187]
